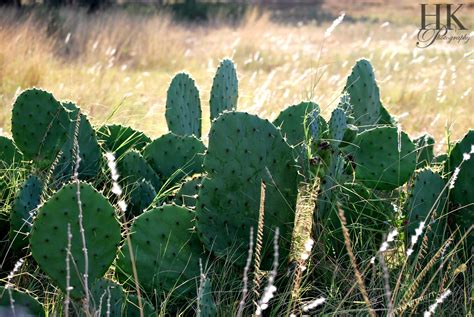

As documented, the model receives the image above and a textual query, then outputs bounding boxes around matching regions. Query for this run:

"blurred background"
[0,0,472,146]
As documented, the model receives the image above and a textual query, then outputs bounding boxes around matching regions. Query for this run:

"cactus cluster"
[0,58,471,315]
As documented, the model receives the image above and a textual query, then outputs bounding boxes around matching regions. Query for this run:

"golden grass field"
[0,2,472,148]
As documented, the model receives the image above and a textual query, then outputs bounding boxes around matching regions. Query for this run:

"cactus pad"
[116,205,204,298]
[123,294,155,317]
[11,88,70,164]
[118,150,161,190]
[173,175,203,208]
[128,180,156,217]
[414,134,435,168]
[97,124,151,159]
[9,175,43,251]
[197,277,217,317]
[404,169,447,251]
[195,112,298,268]
[273,101,323,146]
[52,102,101,187]
[143,133,205,185]
[165,73,202,137]
[0,286,44,316]
[89,278,124,317]
[0,136,22,167]
[344,59,392,129]
[210,59,238,121]
[351,126,416,190]
[30,182,121,298]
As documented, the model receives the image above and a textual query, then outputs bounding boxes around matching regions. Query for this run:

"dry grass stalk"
[252,181,266,309]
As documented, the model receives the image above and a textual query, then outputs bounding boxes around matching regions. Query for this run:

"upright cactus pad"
[11,88,70,164]
[0,286,45,317]
[0,136,22,167]
[52,102,101,187]
[143,133,205,185]
[89,278,124,317]
[414,134,435,169]
[30,182,121,298]
[447,130,473,245]
[404,169,447,251]
[344,59,392,129]
[173,175,203,208]
[97,124,151,159]
[128,180,156,217]
[197,277,217,317]
[351,126,416,190]
[116,205,204,298]
[118,150,161,191]
[9,175,43,251]
[195,112,298,268]
[165,73,202,137]
[273,101,322,146]
[210,59,238,121]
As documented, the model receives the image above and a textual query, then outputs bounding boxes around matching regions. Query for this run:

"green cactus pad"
[52,102,101,187]
[9,175,43,251]
[11,88,71,164]
[173,175,203,208]
[404,169,447,251]
[165,73,202,137]
[116,205,204,298]
[143,133,205,185]
[447,130,473,245]
[0,286,45,316]
[128,180,156,217]
[329,107,349,148]
[0,136,22,167]
[210,59,238,121]
[351,126,416,190]
[414,134,435,169]
[197,277,217,317]
[344,59,392,129]
[89,278,124,317]
[195,112,298,268]
[97,124,151,159]
[273,101,323,146]
[123,294,155,317]
[118,150,161,191]
[30,182,121,298]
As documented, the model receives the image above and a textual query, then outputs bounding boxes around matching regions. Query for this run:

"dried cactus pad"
[195,112,298,269]
[30,182,121,299]
[351,126,416,190]
[116,205,204,298]
[210,59,238,121]
[165,73,202,137]
[12,88,70,164]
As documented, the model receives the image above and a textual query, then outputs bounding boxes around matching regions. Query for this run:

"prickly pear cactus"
[273,101,324,146]
[97,124,151,159]
[197,277,217,317]
[118,150,161,190]
[447,130,473,246]
[210,59,238,121]
[0,286,45,316]
[143,133,205,185]
[0,136,22,167]
[195,112,298,268]
[9,175,43,251]
[404,169,447,252]
[124,294,155,317]
[173,175,203,208]
[128,179,156,216]
[30,182,121,298]
[116,205,204,298]
[165,73,202,137]
[11,88,70,165]
[350,126,416,190]
[414,134,435,169]
[89,279,124,317]
[344,59,393,129]
[52,102,101,187]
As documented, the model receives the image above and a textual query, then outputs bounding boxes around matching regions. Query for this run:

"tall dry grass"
[0,5,472,146]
